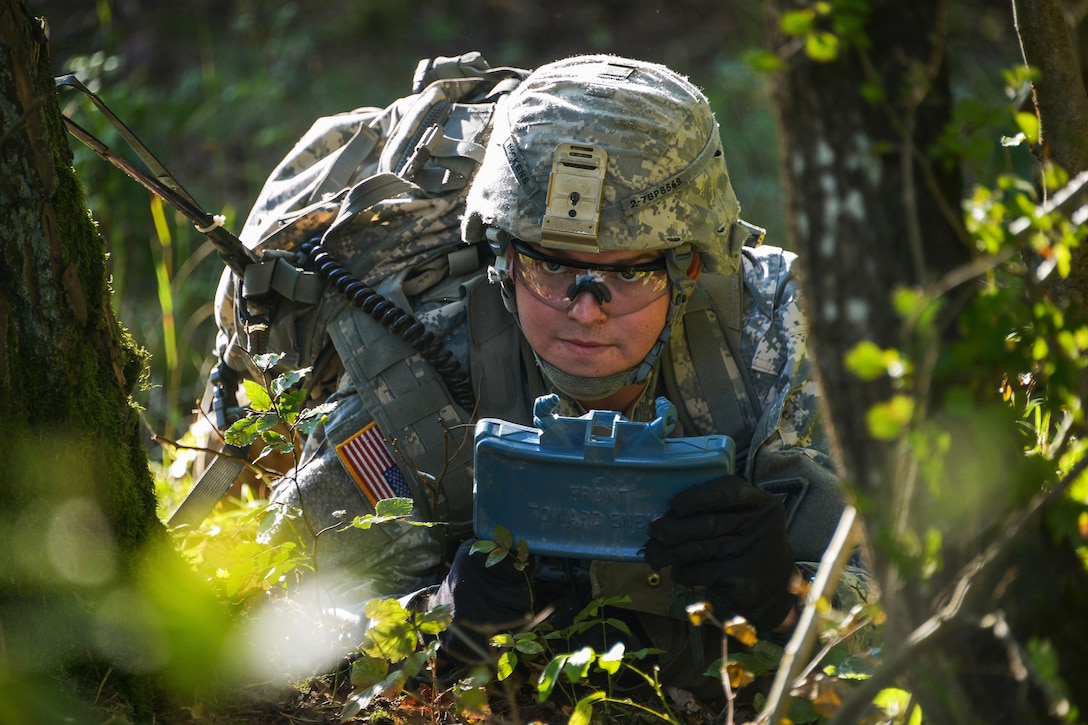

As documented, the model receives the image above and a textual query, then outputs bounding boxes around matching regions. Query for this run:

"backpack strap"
[664,272,762,470]
[466,278,541,426]
[328,305,475,540]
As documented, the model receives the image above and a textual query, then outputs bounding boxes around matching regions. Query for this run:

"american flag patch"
[336,422,412,507]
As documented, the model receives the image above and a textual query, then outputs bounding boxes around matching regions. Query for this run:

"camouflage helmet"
[462,54,744,276]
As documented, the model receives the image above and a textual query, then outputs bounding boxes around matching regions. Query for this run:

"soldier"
[257,54,864,698]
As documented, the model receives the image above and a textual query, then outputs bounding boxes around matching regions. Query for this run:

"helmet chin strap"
[534,353,637,401]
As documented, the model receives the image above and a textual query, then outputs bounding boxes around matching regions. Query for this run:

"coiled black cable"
[300,238,475,410]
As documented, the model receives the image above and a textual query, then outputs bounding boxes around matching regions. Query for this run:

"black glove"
[432,539,532,662]
[644,475,796,632]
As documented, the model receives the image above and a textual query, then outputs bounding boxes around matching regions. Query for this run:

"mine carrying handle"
[55,74,256,277]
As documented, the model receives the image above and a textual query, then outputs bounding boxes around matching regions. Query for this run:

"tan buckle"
[541,142,607,251]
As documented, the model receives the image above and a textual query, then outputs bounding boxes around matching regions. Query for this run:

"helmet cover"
[463,54,743,275]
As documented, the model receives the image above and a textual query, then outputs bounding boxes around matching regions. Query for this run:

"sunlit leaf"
[417,604,451,635]
[563,646,594,682]
[686,600,712,626]
[597,641,624,675]
[1014,111,1040,145]
[375,497,413,517]
[844,341,890,381]
[866,395,914,440]
[726,659,756,689]
[805,31,840,62]
[725,616,758,647]
[496,650,518,681]
[242,379,272,411]
[781,9,814,35]
[350,654,389,689]
[271,367,309,397]
[538,655,565,701]
[570,692,607,725]
[873,687,922,725]
[251,352,284,371]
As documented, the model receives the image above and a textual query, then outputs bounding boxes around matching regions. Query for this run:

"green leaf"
[744,49,784,73]
[805,31,840,62]
[496,650,518,681]
[260,429,286,446]
[597,641,624,675]
[727,652,769,677]
[781,9,814,36]
[251,352,284,372]
[350,654,389,689]
[363,615,417,663]
[603,617,632,636]
[242,378,272,411]
[753,640,784,670]
[873,687,922,725]
[514,639,546,656]
[417,604,451,635]
[226,417,259,447]
[470,539,497,555]
[485,547,509,568]
[494,524,514,550]
[570,692,607,725]
[375,497,413,517]
[1014,111,1040,145]
[363,597,410,624]
[453,681,489,717]
[867,395,914,440]
[845,341,890,381]
[538,655,566,701]
[271,366,309,397]
[562,646,594,682]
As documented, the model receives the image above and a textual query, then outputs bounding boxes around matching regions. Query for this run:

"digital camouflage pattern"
[214,68,520,390]
[462,54,743,276]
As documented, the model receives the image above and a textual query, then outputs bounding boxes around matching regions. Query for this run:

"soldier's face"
[513,244,671,379]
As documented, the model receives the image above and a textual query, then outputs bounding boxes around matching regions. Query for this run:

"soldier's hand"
[432,539,532,662]
[644,475,796,632]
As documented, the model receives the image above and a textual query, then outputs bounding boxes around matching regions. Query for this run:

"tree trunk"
[1,0,165,717]
[1012,0,1088,312]
[768,0,1084,722]
[767,0,969,505]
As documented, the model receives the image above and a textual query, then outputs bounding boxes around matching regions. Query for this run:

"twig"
[828,451,1088,724]
[752,506,861,725]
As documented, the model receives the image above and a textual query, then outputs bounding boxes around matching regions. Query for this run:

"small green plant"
[162,354,336,608]
[224,352,337,462]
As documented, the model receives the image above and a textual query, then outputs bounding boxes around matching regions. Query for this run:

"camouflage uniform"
[248,54,866,696]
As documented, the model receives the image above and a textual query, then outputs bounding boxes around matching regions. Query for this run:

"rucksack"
[214,52,530,408]
[152,53,528,528]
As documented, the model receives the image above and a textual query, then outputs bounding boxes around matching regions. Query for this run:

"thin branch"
[829,451,1088,724]
[753,506,862,725]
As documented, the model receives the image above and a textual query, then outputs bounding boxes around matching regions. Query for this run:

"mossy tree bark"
[767,0,1088,722]
[0,0,168,717]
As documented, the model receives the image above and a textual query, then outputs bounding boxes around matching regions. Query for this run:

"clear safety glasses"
[510,240,671,315]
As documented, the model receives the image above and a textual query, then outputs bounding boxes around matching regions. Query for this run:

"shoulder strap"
[328,304,476,539]
[665,272,762,469]
[466,279,541,426]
